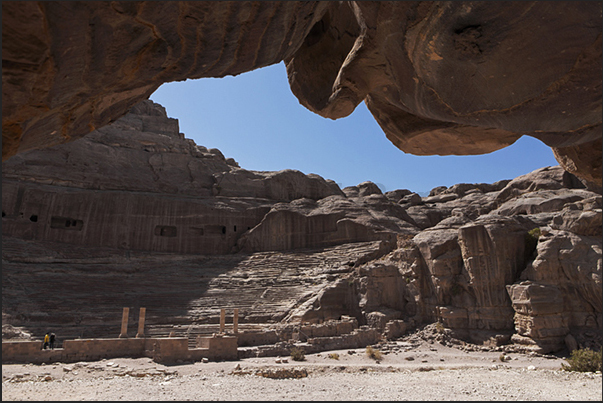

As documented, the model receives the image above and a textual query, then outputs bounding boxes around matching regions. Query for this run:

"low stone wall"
[2,335,238,364]
[194,335,238,361]
[1,341,64,364]
[299,320,356,340]
[238,326,384,358]
[62,338,145,362]
[236,330,279,347]
[305,326,382,352]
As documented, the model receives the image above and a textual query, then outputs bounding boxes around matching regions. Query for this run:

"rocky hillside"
[2,100,601,354]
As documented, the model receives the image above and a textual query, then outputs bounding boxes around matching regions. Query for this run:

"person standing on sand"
[42,333,50,350]
[49,333,56,349]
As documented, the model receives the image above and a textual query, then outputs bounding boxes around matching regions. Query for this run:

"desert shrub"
[366,346,383,361]
[524,227,541,260]
[290,346,306,362]
[561,348,602,373]
[435,322,445,333]
[328,353,340,360]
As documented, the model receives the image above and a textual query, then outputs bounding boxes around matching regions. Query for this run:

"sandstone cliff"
[3,1,601,190]
[3,100,418,255]
[2,100,600,354]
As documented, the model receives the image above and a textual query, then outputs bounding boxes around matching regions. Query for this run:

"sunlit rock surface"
[2,100,407,254]
[3,100,600,354]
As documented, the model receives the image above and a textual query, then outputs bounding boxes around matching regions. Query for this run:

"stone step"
[3,236,384,343]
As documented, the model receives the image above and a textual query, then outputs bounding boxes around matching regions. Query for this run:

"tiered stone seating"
[2,235,384,347]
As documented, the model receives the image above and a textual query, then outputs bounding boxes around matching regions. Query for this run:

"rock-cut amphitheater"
[2,1,601,359]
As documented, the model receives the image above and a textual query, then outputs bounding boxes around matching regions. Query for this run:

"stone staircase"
[2,236,385,348]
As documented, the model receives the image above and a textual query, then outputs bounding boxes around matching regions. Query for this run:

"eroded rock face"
[505,221,602,352]
[2,100,411,255]
[2,100,601,354]
[377,166,601,350]
[288,1,602,189]
[1,1,329,158]
[3,1,601,189]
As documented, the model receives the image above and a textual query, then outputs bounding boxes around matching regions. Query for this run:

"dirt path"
[3,341,602,401]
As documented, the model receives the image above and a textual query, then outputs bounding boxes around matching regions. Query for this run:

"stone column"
[233,308,239,333]
[119,307,129,338]
[219,308,226,334]
[136,307,146,338]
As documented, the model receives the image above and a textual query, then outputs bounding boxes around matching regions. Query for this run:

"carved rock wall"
[516,226,602,330]
[3,1,601,188]
[2,100,601,353]
[2,235,385,344]
[2,179,271,255]
[1,100,414,256]
[506,282,569,353]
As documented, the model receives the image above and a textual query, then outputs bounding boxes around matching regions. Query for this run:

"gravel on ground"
[3,339,602,401]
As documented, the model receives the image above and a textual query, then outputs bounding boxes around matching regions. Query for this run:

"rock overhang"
[1,1,601,190]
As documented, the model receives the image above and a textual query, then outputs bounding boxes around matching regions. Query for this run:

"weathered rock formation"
[1,1,329,157]
[286,1,602,190]
[389,167,602,350]
[2,1,601,189]
[3,100,601,354]
[2,100,414,255]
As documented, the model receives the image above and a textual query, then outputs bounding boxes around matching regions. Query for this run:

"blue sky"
[150,62,559,195]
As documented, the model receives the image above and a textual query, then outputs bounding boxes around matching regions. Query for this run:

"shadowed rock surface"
[3,101,601,354]
[2,1,601,189]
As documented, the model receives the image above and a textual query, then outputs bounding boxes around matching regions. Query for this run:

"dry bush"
[366,346,383,361]
[290,346,306,362]
[562,348,602,372]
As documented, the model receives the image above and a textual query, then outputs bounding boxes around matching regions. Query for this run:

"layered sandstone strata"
[2,100,601,354]
[2,100,411,255]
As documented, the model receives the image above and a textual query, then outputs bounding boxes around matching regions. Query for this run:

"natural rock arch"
[2,1,601,189]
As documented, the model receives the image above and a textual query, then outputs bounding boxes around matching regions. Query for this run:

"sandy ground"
[3,339,602,401]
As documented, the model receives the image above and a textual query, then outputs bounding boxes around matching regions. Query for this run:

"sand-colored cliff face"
[3,100,600,354]
[2,2,601,189]
[1,100,407,254]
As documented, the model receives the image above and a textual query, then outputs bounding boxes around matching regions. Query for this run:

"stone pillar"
[233,308,239,333]
[136,307,146,338]
[219,308,226,333]
[119,307,129,338]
